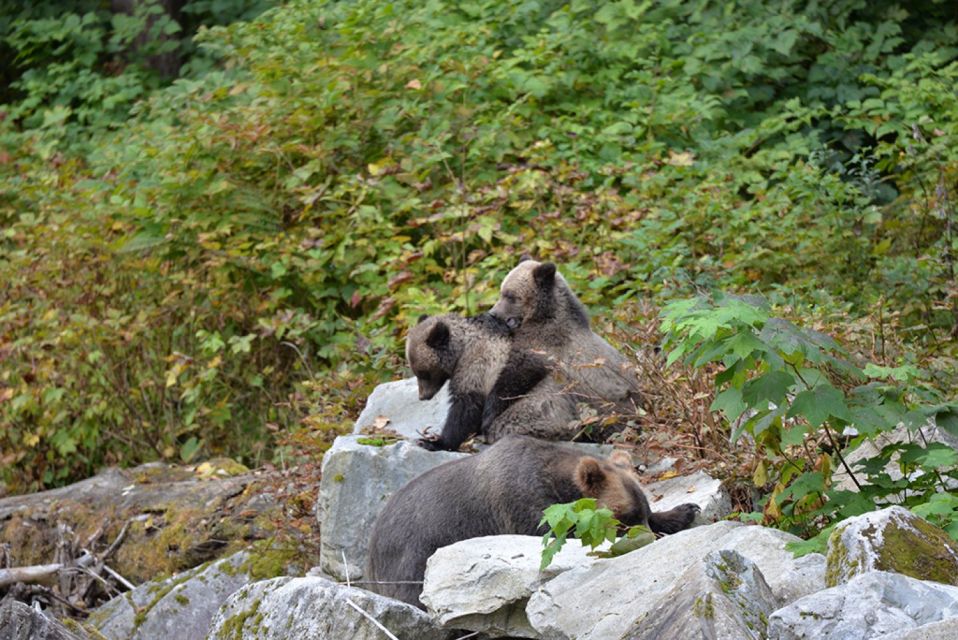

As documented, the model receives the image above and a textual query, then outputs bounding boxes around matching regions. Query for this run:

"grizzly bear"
[407,313,579,451]
[490,259,642,419]
[365,435,699,608]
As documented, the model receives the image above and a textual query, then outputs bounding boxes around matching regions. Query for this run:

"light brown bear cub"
[407,313,578,451]
[365,435,700,608]
[490,259,642,418]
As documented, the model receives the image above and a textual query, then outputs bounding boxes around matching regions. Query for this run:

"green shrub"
[660,293,958,551]
[3,0,958,491]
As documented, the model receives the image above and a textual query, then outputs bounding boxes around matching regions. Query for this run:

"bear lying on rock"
[365,435,700,608]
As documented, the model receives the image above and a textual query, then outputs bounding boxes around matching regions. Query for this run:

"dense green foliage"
[2,0,958,497]
[661,294,958,551]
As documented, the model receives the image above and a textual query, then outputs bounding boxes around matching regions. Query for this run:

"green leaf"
[712,387,747,423]
[787,384,851,427]
[180,436,202,463]
[742,371,794,407]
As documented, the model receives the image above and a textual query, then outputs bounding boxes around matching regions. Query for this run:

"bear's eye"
[503,291,518,303]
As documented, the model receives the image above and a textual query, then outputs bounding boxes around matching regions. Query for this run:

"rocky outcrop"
[716,524,826,607]
[768,570,958,639]
[206,576,451,640]
[876,617,958,639]
[0,600,89,640]
[0,460,279,586]
[421,534,601,637]
[353,377,451,440]
[316,435,468,581]
[622,549,776,640]
[525,520,824,640]
[834,422,958,494]
[643,469,731,524]
[825,506,958,587]
[89,551,258,640]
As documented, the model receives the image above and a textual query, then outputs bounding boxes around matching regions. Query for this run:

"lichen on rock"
[825,506,958,587]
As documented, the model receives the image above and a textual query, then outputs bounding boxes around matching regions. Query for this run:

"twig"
[103,565,136,591]
[281,341,315,380]
[341,550,351,588]
[345,599,400,640]
[454,633,481,640]
[343,580,424,586]
[0,563,63,588]
[103,520,132,561]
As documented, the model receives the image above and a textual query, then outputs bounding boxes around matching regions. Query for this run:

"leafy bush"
[660,294,958,551]
[3,0,958,491]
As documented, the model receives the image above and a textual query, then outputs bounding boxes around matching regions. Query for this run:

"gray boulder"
[717,524,825,607]
[421,534,601,638]
[768,570,958,639]
[88,551,254,640]
[825,506,958,587]
[876,617,958,639]
[622,549,776,640]
[644,469,731,525]
[526,520,826,640]
[206,576,450,640]
[353,377,450,440]
[834,421,958,494]
[0,600,88,640]
[317,435,468,581]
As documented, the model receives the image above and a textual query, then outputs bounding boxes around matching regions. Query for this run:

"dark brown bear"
[406,313,579,451]
[490,259,642,420]
[365,435,699,608]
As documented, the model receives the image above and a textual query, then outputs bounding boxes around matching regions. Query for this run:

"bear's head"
[573,450,651,527]
[490,259,561,330]
[406,315,458,400]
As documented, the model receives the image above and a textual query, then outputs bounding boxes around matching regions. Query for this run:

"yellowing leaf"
[667,150,695,167]
[368,160,393,176]
[405,79,422,90]
[753,461,768,486]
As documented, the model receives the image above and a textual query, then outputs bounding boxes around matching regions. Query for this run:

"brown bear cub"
[407,313,578,451]
[365,435,700,608]
[490,259,643,420]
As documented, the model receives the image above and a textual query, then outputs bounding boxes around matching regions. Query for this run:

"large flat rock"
[644,469,731,525]
[317,435,468,581]
[421,534,601,638]
[353,377,450,440]
[0,600,88,640]
[89,551,254,640]
[825,506,958,587]
[623,549,777,640]
[768,570,958,639]
[526,520,825,640]
[206,576,451,640]
[0,461,278,585]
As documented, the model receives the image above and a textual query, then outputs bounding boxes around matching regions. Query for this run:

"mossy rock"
[0,462,281,585]
[826,506,958,587]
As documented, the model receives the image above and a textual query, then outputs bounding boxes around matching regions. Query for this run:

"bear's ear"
[574,458,608,497]
[518,253,534,264]
[426,321,450,349]
[417,314,430,325]
[533,262,557,287]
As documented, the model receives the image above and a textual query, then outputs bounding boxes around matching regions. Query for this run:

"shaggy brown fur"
[406,313,578,451]
[365,435,700,608]
[490,259,642,420]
